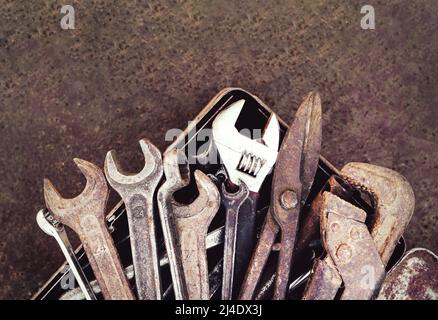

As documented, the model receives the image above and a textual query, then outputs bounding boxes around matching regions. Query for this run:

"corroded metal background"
[0,1,436,299]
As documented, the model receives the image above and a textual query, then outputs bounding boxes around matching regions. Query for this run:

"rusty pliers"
[240,92,322,300]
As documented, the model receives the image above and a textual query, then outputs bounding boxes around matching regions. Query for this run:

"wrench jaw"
[104,139,162,190]
[212,99,280,193]
[43,158,109,227]
[340,162,415,265]
[162,149,191,193]
[173,170,220,220]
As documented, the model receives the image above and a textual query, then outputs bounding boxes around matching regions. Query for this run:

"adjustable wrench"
[240,92,322,300]
[44,158,134,300]
[212,99,280,299]
[104,139,163,299]
[157,149,220,299]
[36,209,96,300]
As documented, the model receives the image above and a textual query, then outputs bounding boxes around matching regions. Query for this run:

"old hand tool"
[303,162,415,299]
[240,92,322,300]
[104,139,163,300]
[212,99,280,299]
[44,159,134,300]
[36,209,96,300]
[340,162,415,265]
[306,192,386,300]
[157,149,220,299]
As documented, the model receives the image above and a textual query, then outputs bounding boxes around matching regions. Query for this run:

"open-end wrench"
[212,99,280,299]
[104,139,163,300]
[44,158,135,300]
[36,209,96,300]
[158,149,220,299]
[239,92,322,300]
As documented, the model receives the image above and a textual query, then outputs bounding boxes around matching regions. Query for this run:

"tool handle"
[221,205,239,300]
[273,227,297,300]
[125,194,161,299]
[232,192,259,296]
[79,215,134,300]
[178,225,210,299]
[55,229,97,300]
[239,211,279,300]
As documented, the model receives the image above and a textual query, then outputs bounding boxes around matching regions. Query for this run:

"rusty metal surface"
[239,209,279,300]
[302,258,342,300]
[157,149,220,300]
[321,192,386,300]
[104,139,163,299]
[1,1,437,299]
[378,248,438,300]
[43,159,134,300]
[239,92,322,300]
[271,92,322,299]
[340,162,416,265]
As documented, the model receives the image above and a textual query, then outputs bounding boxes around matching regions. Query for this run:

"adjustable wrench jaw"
[44,158,109,228]
[212,99,280,192]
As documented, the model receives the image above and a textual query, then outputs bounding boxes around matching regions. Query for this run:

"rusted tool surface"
[44,159,134,300]
[321,192,386,299]
[212,99,280,299]
[158,149,220,299]
[378,248,438,300]
[340,162,415,265]
[240,92,322,300]
[36,209,97,300]
[220,182,250,300]
[302,258,341,300]
[104,139,163,300]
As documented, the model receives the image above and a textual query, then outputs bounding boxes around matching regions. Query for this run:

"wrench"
[220,181,250,299]
[212,99,280,299]
[44,158,135,300]
[104,139,163,300]
[157,149,220,299]
[239,92,322,300]
[36,209,96,300]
